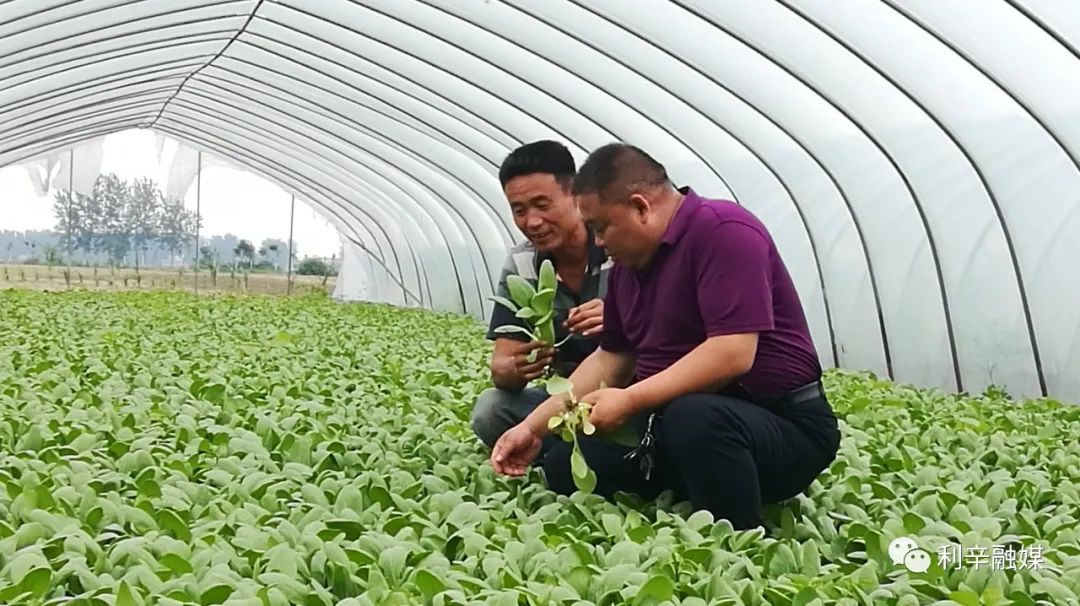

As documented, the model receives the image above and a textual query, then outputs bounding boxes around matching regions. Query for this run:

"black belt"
[755,380,825,409]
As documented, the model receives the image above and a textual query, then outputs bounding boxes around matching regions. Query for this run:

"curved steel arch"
[261,3,608,155]
[168,85,487,312]
[148,0,264,127]
[173,75,499,311]
[203,54,516,247]
[1,29,235,83]
[777,0,1047,397]
[369,0,739,198]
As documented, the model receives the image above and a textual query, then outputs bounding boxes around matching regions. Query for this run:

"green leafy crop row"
[0,290,1077,606]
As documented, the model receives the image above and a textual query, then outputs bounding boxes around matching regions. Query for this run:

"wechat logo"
[889,536,932,573]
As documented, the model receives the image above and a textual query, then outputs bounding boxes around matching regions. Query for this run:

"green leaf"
[17,567,51,598]
[200,584,233,605]
[570,442,589,480]
[515,307,537,320]
[538,259,557,292]
[801,540,821,577]
[200,383,226,404]
[531,288,556,314]
[949,589,980,606]
[160,553,193,576]
[575,468,597,494]
[488,295,519,312]
[633,574,674,605]
[158,509,190,542]
[505,275,537,308]
[546,376,573,396]
[413,569,445,601]
[116,580,140,606]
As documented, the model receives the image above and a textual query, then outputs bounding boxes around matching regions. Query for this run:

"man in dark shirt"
[491,143,841,530]
[471,141,612,449]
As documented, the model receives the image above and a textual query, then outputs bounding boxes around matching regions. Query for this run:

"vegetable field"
[0,290,1077,606]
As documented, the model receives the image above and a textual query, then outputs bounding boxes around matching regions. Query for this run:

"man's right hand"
[491,423,543,476]
[493,340,554,387]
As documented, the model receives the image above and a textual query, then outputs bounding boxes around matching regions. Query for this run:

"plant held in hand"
[489,259,571,367]
[543,376,639,493]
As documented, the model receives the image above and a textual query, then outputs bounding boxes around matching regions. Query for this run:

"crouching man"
[471,141,611,452]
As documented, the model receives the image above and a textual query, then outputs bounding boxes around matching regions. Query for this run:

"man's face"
[504,173,579,252]
[577,192,654,269]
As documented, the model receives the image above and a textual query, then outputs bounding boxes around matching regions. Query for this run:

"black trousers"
[540,384,841,530]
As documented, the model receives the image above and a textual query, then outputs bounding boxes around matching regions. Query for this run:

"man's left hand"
[581,387,635,433]
[566,298,604,336]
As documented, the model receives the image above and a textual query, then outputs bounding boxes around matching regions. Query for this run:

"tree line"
[51,173,200,269]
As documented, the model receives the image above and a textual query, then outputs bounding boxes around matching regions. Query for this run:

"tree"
[125,177,163,270]
[95,173,130,267]
[50,173,201,269]
[297,257,330,276]
[233,239,255,269]
[159,196,200,266]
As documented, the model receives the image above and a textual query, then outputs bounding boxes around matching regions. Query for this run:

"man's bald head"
[571,143,673,204]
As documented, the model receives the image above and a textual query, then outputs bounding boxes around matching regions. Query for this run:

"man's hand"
[566,298,604,336]
[510,341,554,381]
[491,423,543,476]
[491,339,554,389]
[581,387,636,433]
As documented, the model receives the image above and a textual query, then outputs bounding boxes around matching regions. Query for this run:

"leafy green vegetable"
[0,290,1076,605]
[490,259,568,366]
[545,379,641,493]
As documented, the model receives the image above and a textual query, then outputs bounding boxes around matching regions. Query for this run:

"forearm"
[624,334,755,415]
[523,347,635,435]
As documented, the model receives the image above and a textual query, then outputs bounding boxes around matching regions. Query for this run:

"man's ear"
[628,193,651,221]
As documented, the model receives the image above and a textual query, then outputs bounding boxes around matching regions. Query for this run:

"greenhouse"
[1,1,1078,605]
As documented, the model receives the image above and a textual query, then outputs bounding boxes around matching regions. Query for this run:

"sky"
[0,129,342,259]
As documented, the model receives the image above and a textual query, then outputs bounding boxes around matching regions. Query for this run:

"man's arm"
[521,347,636,436]
[621,333,757,416]
[626,218,775,414]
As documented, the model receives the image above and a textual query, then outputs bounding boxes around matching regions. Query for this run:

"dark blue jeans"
[541,387,841,530]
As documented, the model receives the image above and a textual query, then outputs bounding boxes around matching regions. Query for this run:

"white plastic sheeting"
[1,0,1078,403]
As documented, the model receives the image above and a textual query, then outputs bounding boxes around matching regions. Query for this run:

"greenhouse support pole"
[287,194,295,296]
[66,148,73,287]
[193,150,202,294]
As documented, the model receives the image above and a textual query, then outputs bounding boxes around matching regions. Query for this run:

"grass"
[0,289,1076,605]
[0,263,334,296]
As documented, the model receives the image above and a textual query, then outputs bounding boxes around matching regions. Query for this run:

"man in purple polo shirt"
[490,143,841,530]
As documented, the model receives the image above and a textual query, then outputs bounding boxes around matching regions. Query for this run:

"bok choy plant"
[489,259,573,369]
[544,376,639,493]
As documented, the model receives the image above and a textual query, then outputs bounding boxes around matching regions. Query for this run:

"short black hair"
[571,143,671,202]
[498,140,576,190]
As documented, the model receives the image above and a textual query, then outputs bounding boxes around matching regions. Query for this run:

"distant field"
[0,263,335,296]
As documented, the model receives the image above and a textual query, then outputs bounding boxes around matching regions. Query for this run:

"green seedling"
[544,376,640,493]
[489,259,573,368]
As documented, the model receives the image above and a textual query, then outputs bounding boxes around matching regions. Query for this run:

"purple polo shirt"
[599,188,821,398]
